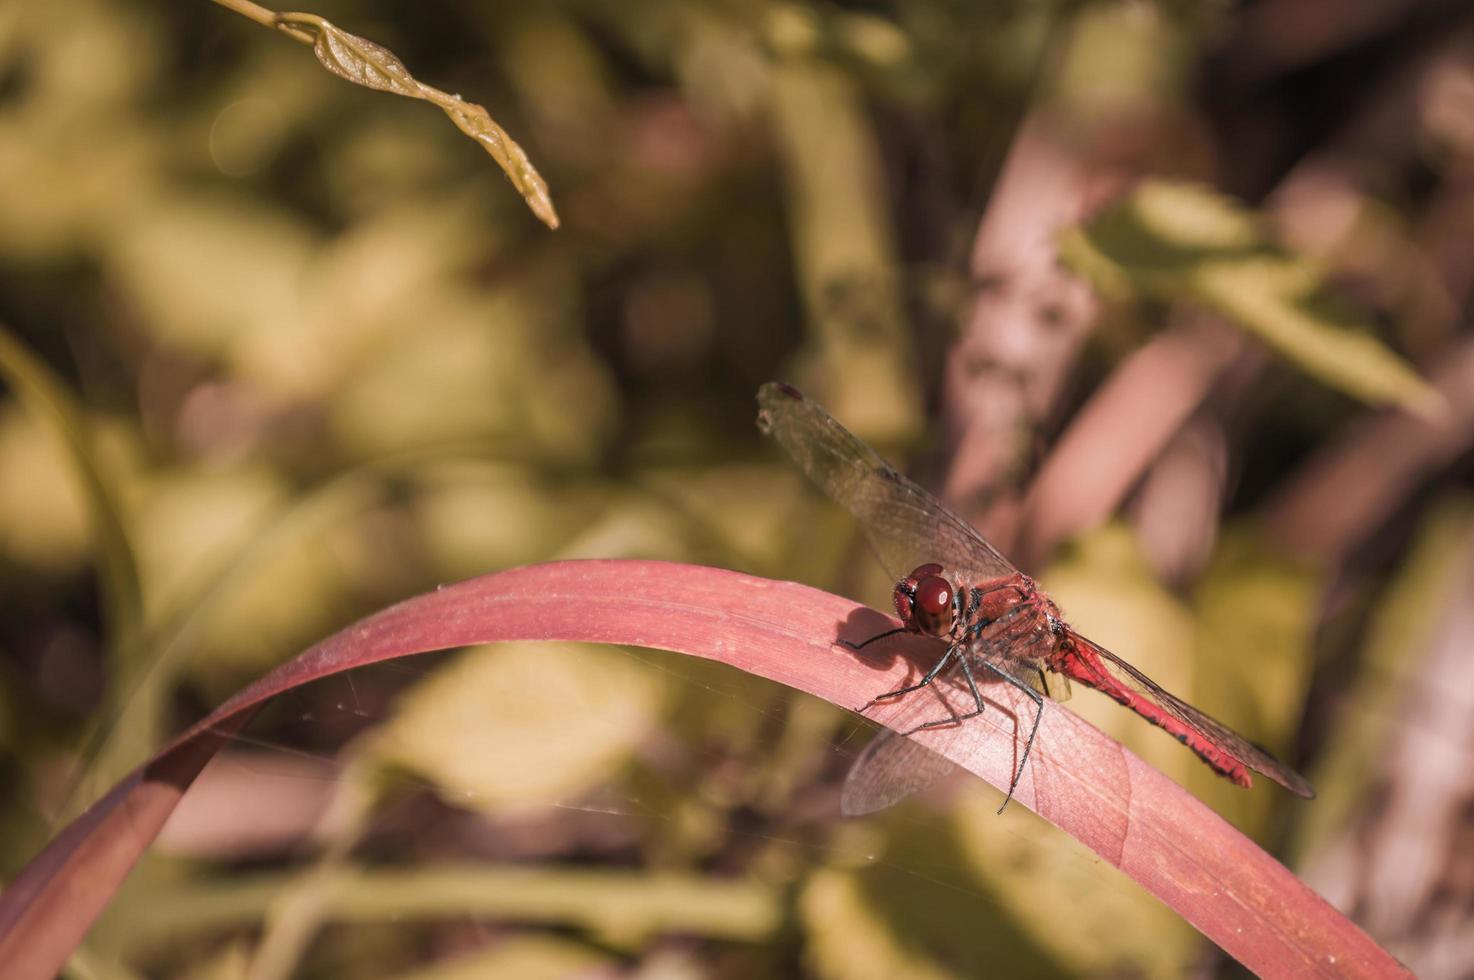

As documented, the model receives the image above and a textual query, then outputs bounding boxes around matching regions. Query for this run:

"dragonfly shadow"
[834,608,943,677]
[832,608,1009,724]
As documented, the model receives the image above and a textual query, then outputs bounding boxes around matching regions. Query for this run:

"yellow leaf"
[372,642,665,815]
[799,869,958,980]
[1067,179,1442,417]
[386,936,611,980]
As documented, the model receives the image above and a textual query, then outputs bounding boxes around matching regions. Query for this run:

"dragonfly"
[756,381,1315,815]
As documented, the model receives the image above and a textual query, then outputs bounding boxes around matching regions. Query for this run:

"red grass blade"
[0,560,1406,979]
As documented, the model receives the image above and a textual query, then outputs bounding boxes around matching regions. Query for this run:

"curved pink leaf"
[0,560,1404,979]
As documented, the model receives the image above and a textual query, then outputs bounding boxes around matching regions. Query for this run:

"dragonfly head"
[894,563,957,638]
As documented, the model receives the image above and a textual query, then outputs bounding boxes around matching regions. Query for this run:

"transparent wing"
[757,382,1017,583]
[842,728,958,816]
[1038,667,1070,702]
[1077,634,1315,799]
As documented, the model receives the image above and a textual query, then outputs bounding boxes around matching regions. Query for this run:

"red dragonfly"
[757,381,1314,815]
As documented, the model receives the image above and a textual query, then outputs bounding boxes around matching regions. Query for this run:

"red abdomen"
[1047,636,1253,788]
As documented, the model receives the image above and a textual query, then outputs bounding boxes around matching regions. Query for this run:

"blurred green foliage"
[1063,180,1441,416]
[0,0,1466,977]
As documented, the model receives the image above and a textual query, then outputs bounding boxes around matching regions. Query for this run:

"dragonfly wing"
[1036,666,1071,703]
[1076,635,1315,798]
[757,382,1018,583]
[840,653,978,815]
[842,728,958,816]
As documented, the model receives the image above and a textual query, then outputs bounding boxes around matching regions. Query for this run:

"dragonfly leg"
[978,661,1046,814]
[897,654,987,735]
[864,642,964,709]
[840,626,908,652]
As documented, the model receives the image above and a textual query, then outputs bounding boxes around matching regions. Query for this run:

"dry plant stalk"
[210,0,559,229]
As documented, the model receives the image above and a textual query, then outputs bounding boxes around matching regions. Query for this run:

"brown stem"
[209,0,314,45]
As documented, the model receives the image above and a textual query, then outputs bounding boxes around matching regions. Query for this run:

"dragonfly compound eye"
[914,575,952,617]
[907,574,955,637]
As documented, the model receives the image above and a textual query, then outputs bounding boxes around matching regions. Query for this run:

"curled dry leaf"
[438,99,557,228]
[274,12,559,229]
[304,19,419,96]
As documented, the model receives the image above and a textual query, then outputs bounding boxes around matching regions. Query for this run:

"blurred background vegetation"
[3,0,1474,977]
